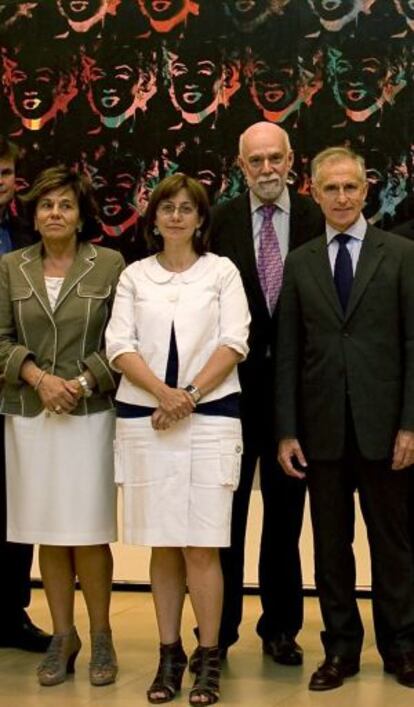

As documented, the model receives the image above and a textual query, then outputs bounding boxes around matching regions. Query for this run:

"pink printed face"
[58,0,105,22]
[169,52,221,116]
[89,62,140,117]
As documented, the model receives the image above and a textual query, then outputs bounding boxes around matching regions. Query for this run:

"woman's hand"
[156,385,195,418]
[151,408,175,431]
[37,373,79,414]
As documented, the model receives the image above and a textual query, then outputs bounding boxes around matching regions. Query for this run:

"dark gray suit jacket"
[210,189,324,410]
[276,225,414,460]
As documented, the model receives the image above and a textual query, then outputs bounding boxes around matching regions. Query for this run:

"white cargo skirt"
[115,413,242,547]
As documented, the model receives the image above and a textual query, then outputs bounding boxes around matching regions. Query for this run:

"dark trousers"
[308,422,414,661]
[219,388,306,647]
[0,416,33,629]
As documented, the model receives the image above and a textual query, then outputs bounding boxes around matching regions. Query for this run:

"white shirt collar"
[326,214,367,245]
[249,186,291,215]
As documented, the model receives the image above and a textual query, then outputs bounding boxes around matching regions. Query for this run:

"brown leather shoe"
[309,656,360,691]
[262,635,303,666]
[384,651,414,688]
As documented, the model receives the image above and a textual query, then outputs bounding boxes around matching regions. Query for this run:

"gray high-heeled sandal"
[37,626,81,686]
[89,629,118,686]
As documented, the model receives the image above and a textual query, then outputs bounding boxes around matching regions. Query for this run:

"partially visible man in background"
[0,136,50,652]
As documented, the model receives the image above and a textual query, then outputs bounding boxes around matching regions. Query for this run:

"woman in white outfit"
[106,173,250,705]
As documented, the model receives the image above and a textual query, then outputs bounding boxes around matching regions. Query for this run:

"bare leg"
[150,547,186,644]
[39,545,76,634]
[184,547,223,646]
[74,544,113,632]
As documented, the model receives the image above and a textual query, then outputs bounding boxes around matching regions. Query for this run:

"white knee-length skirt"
[6,410,117,545]
[114,413,242,547]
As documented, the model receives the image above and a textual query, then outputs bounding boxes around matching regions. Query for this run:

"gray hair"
[311,146,366,184]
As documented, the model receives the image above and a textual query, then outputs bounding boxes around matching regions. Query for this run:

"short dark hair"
[0,135,20,164]
[20,165,100,241]
[144,173,211,255]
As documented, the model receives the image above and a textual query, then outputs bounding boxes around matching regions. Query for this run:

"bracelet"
[76,373,93,398]
[33,370,47,391]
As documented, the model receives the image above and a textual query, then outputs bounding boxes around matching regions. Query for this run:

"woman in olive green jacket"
[0,166,124,687]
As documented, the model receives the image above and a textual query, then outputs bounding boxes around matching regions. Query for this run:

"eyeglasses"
[157,203,197,217]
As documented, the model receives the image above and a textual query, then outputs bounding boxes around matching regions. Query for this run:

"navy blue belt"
[116,393,240,419]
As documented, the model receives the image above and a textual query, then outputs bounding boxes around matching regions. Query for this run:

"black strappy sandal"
[147,639,188,704]
[189,645,220,705]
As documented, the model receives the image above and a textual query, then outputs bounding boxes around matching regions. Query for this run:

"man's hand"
[392,429,414,470]
[277,438,308,479]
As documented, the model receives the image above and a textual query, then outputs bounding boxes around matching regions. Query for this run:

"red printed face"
[8,63,60,121]
[249,58,299,113]
[139,0,185,20]
[58,0,105,22]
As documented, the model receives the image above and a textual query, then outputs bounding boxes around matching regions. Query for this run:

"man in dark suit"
[208,121,323,663]
[0,136,50,652]
[277,145,414,690]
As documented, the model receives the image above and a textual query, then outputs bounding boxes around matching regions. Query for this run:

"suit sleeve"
[399,240,414,430]
[275,253,302,441]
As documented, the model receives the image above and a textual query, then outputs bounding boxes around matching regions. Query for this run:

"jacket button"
[235,445,242,453]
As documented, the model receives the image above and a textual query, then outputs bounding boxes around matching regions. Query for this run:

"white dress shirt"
[326,214,367,275]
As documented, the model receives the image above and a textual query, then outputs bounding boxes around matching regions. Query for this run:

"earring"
[195,228,201,239]
[154,226,160,236]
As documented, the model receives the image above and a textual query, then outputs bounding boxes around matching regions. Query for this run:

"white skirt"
[115,414,242,547]
[6,410,117,545]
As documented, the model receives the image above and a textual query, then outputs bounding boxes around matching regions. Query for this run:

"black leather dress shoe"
[262,635,303,666]
[309,656,360,691]
[0,612,51,653]
[384,651,414,688]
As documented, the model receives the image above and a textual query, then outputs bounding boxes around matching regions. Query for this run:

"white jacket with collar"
[105,252,250,407]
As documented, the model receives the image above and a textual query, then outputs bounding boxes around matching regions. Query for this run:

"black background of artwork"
[1,0,413,261]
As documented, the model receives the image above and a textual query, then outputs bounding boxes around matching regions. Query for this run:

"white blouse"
[105,253,250,407]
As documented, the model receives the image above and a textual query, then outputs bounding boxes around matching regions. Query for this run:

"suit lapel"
[231,193,268,313]
[307,236,344,320]
[20,243,53,317]
[19,241,97,317]
[345,226,385,321]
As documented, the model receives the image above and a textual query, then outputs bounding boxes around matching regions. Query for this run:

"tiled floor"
[0,590,411,706]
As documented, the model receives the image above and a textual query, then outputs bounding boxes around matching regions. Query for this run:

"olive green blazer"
[0,241,125,416]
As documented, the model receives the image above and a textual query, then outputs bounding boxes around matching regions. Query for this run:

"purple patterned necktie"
[257,204,284,313]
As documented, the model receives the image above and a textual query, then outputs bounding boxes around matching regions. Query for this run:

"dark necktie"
[257,204,284,313]
[334,234,353,312]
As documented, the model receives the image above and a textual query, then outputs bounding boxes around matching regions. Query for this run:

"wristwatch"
[184,384,202,404]
[76,373,93,398]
